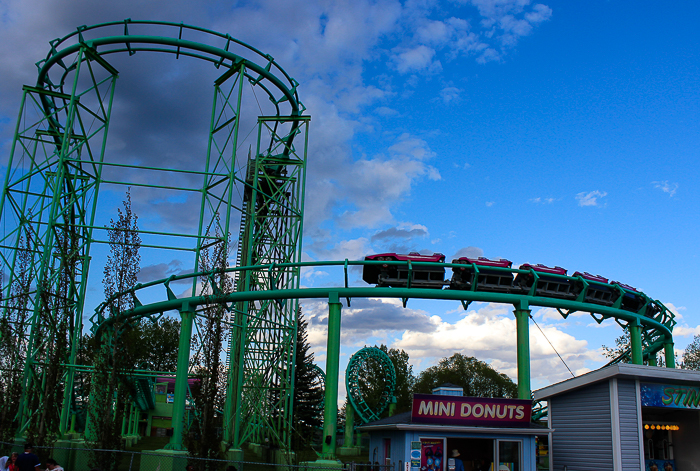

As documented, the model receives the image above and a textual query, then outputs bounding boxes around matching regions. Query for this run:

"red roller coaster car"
[450,257,513,292]
[573,271,618,307]
[611,281,659,318]
[362,252,446,288]
[514,263,576,299]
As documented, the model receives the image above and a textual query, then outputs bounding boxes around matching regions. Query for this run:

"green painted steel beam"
[514,307,531,399]
[321,293,341,460]
[165,309,194,451]
[630,320,643,365]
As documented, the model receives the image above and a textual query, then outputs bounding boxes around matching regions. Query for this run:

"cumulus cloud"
[652,180,678,197]
[452,246,485,259]
[371,224,429,242]
[673,325,700,337]
[303,297,440,346]
[394,45,442,74]
[576,190,607,207]
[138,259,190,283]
[393,302,593,381]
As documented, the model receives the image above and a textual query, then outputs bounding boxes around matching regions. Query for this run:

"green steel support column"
[321,293,342,460]
[648,354,658,367]
[344,404,354,448]
[630,322,643,365]
[165,309,194,450]
[121,408,128,436]
[664,340,675,368]
[514,304,531,400]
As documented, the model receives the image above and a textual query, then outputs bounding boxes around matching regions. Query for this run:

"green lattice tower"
[225,115,309,451]
[0,45,118,435]
[0,21,308,446]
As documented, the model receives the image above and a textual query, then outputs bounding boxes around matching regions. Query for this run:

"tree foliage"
[291,308,323,450]
[602,330,675,367]
[601,331,631,363]
[0,226,33,442]
[377,345,415,414]
[89,190,141,471]
[131,317,181,372]
[681,335,700,370]
[185,232,229,466]
[414,353,517,399]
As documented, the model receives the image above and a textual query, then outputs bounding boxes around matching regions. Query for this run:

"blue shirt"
[15,452,40,471]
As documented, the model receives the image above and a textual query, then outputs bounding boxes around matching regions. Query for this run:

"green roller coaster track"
[346,347,396,424]
[89,258,675,458]
[0,19,677,465]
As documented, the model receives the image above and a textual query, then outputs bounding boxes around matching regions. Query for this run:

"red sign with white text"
[411,393,532,427]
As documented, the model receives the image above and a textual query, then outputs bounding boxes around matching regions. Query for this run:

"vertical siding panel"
[616,380,640,470]
[550,381,613,471]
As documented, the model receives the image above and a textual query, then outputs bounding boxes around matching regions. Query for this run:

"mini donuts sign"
[411,394,532,427]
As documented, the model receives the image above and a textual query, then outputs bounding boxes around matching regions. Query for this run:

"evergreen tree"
[414,353,517,398]
[292,308,323,450]
[88,190,141,471]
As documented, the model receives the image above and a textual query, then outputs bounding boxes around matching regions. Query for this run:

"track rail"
[93,259,676,361]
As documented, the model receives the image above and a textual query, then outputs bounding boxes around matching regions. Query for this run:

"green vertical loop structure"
[345,347,396,423]
[0,21,308,451]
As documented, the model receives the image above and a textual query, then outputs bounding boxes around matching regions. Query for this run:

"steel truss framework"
[0,20,307,451]
[90,258,677,459]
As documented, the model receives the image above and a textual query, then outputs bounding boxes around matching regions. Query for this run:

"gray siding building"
[534,364,700,471]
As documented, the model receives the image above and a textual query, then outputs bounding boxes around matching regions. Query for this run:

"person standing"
[449,450,464,471]
[6,453,19,471]
[15,444,39,471]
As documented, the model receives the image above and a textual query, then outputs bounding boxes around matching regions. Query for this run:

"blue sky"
[1,0,699,394]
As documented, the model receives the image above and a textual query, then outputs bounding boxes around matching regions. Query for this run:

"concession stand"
[359,388,550,471]
[533,363,700,471]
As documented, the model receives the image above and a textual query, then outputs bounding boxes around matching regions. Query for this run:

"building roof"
[533,363,700,401]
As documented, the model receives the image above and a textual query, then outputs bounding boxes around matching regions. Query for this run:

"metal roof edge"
[533,364,700,400]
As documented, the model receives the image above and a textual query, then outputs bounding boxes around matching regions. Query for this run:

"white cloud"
[388,133,438,161]
[393,302,594,383]
[576,190,607,207]
[440,86,463,103]
[671,324,700,337]
[486,201,495,207]
[452,246,485,259]
[529,197,555,204]
[652,180,678,197]
[393,45,442,74]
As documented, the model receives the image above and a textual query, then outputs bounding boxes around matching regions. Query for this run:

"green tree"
[602,330,675,366]
[131,317,181,372]
[185,233,229,467]
[681,335,700,370]
[414,353,517,399]
[291,308,323,450]
[602,331,631,363]
[88,190,141,471]
[0,225,33,442]
[377,345,415,414]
